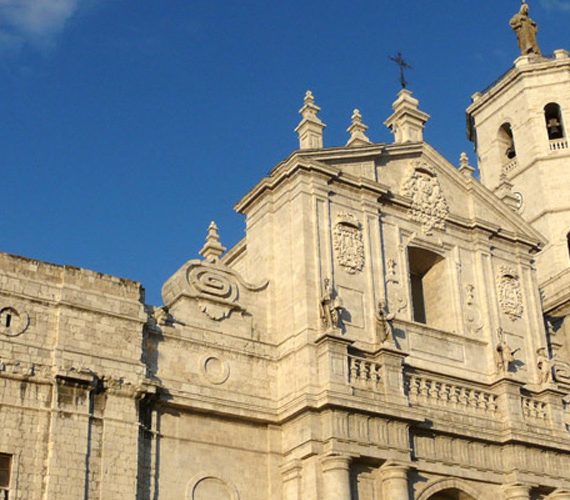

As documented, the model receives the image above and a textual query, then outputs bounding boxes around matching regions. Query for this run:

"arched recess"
[186,473,240,500]
[416,478,482,500]
[544,102,565,140]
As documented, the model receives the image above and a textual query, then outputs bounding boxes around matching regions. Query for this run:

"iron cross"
[389,51,412,89]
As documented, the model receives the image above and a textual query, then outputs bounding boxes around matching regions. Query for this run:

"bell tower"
[466,3,570,316]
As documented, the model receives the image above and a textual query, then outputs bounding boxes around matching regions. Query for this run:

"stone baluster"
[321,455,351,500]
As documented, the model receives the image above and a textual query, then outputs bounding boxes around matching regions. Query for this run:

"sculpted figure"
[495,327,518,374]
[510,2,541,56]
[537,347,554,384]
[376,300,396,346]
[320,279,343,331]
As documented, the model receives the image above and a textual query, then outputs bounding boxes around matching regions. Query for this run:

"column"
[321,455,351,500]
[503,483,530,500]
[379,462,409,500]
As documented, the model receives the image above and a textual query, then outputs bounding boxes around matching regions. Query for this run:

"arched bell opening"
[545,102,565,140]
[498,122,517,161]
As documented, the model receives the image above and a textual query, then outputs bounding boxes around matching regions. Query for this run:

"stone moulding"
[402,162,449,235]
[186,473,240,500]
[416,478,483,500]
[200,354,230,385]
[496,265,524,321]
[333,212,365,274]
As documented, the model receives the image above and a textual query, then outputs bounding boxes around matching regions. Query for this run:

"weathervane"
[389,51,412,89]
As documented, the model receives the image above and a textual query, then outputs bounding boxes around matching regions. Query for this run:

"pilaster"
[373,346,408,406]
[315,332,353,393]
[492,377,525,429]
[281,460,303,500]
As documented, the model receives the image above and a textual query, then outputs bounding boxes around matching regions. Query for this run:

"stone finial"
[458,152,475,177]
[199,221,226,263]
[295,90,326,150]
[346,109,372,147]
[384,89,430,144]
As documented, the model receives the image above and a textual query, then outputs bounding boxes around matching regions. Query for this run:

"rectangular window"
[0,454,11,499]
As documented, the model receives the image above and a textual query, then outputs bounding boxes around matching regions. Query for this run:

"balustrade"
[502,158,519,174]
[408,374,498,415]
[521,397,548,421]
[348,355,381,390]
[550,138,569,151]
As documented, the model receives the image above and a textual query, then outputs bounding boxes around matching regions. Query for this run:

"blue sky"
[0,0,569,305]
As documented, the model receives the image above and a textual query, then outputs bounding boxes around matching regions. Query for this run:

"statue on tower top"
[510,1,541,56]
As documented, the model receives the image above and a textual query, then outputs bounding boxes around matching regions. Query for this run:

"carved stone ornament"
[463,284,483,335]
[496,265,524,321]
[402,162,449,235]
[0,306,30,337]
[186,261,267,321]
[333,212,364,274]
[200,355,230,385]
[320,278,343,332]
[386,256,408,316]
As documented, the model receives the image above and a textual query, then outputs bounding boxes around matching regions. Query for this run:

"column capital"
[320,454,351,473]
[379,461,410,480]
[503,482,531,499]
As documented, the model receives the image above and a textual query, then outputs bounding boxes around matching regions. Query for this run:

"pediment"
[377,143,545,245]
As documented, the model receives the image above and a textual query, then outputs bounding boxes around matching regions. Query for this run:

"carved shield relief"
[402,163,449,235]
[333,213,365,274]
[496,266,524,321]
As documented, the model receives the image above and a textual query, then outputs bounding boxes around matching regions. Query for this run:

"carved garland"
[496,265,524,321]
[333,212,365,274]
[402,163,449,235]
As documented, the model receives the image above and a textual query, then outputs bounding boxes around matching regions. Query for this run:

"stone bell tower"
[466,3,570,318]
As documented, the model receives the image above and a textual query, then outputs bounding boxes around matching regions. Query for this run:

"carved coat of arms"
[402,163,449,235]
[496,266,524,321]
[333,213,365,274]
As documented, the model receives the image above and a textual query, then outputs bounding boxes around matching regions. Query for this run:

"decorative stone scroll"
[182,261,267,321]
[0,306,30,337]
[402,162,449,235]
[496,265,524,321]
[333,212,365,274]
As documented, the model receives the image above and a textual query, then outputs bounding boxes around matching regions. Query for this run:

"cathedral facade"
[2,5,570,500]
